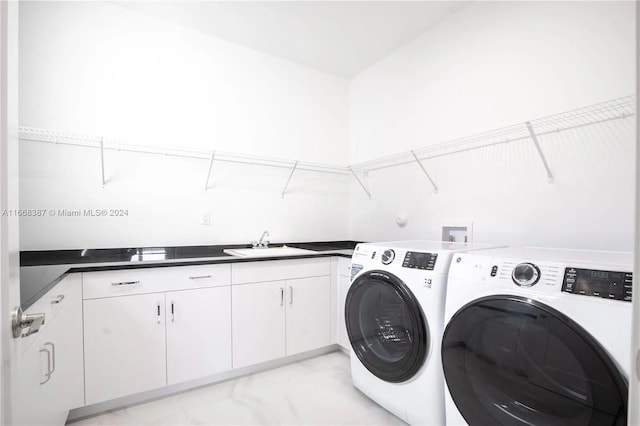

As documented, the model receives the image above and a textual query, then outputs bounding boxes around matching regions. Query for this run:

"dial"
[512,263,541,287]
[381,249,395,265]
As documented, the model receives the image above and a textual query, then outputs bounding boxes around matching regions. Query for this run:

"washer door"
[345,270,428,383]
[442,295,627,426]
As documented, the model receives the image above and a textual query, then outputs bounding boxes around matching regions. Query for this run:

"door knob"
[11,306,45,338]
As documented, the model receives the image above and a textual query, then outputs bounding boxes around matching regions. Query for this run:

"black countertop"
[20,240,359,309]
[21,241,356,266]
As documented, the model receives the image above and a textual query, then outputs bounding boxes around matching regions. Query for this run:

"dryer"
[442,247,632,426]
[346,241,500,425]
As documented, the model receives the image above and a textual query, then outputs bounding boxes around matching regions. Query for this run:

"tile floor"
[70,351,406,425]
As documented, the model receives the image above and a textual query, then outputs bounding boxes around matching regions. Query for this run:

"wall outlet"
[201,212,211,226]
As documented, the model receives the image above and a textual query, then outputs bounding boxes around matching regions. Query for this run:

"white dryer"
[346,241,500,425]
[442,247,632,426]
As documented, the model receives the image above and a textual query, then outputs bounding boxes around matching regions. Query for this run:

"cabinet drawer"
[83,264,231,300]
[231,258,330,285]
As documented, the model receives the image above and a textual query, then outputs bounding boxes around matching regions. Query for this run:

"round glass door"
[345,270,428,383]
[442,295,627,426]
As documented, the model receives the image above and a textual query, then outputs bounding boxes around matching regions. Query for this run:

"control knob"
[381,249,395,265]
[512,263,541,287]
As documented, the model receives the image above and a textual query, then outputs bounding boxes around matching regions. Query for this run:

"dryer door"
[442,295,627,426]
[345,270,428,383]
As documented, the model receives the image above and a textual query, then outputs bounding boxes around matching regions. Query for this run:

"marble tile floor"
[69,351,407,426]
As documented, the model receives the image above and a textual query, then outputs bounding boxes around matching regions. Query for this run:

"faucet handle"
[251,241,258,248]
[263,240,270,248]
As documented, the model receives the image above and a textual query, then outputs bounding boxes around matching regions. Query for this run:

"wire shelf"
[351,95,636,172]
[18,94,635,196]
[18,127,351,176]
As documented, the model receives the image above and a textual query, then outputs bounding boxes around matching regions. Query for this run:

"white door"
[630,9,640,423]
[166,287,232,385]
[0,2,20,424]
[232,281,286,368]
[286,276,330,356]
[83,293,167,405]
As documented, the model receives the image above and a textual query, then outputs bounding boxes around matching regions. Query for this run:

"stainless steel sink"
[223,246,317,258]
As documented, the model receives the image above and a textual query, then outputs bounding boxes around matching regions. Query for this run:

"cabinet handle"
[280,287,284,306]
[111,280,140,286]
[157,303,161,324]
[51,295,65,304]
[188,275,212,280]
[171,302,175,322]
[289,286,293,305]
[44,342,56,375]
[39,348,51,385]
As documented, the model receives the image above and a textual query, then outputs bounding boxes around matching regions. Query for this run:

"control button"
[490,266,498,277]
[381,249,395,265]
[371,251,376,260]
[512,263,541,287]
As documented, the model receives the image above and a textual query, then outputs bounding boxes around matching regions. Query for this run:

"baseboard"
[67,345,341,423]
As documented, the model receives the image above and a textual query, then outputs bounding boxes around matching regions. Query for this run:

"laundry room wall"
[348,1,636,251]
[18,1,350,250]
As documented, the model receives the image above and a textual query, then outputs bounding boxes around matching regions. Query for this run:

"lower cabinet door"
[14,335,54,425]
[338,274,351,350]
[13,274,84,426]
[83,293,167,405]
[286,276,331,355]
[232,281,286,368]
[166,286,232,385]
[46,275,85,414]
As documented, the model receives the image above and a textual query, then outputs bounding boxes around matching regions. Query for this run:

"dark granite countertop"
[20,241,358,309]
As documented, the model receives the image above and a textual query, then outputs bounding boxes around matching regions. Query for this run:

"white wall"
[349,1,636,251]
[18,1,350,250]
[19,1,637,251]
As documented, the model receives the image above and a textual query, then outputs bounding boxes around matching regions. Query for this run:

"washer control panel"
[562,268,633,302]
[402,251,438,270]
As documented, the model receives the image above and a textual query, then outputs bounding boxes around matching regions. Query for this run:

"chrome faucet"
[252,230,270,248]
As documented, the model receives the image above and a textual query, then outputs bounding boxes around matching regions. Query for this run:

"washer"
[346,241,500,425]
[442,247,632,426]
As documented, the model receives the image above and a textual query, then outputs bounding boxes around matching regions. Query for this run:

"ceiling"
[116,1,470,78]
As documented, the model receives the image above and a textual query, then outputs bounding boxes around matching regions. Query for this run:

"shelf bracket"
[349,167,372,200]
[410,151,438,193]
[99,138,106,187]
[526,122,553,183]
[281,161,298,198]
[204,152,216,190]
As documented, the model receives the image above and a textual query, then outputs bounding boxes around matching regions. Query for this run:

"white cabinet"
[84,293,167,405]
[166,286,232,385]
[77,257,337,406]
[337,258,352,350]
[231,258,331,369]
[232,280,286,368]
[286,276,330,355]
[14,274,84,426]
[83,264,232,404]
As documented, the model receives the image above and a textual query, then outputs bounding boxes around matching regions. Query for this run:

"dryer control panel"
[562,268,633,302]
[402,252,438,270]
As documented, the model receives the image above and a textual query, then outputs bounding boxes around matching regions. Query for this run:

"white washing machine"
[346,241,501,425]
[442,247,632,426]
